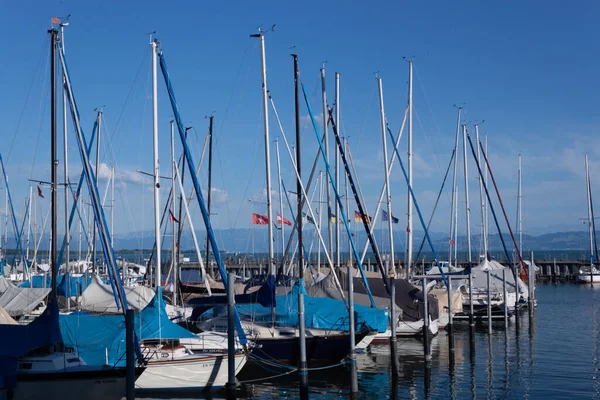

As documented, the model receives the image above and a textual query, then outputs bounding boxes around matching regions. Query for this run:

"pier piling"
[227,272,236,399]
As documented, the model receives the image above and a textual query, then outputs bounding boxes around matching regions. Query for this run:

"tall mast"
[151,37,161,288]
[406,61,414,277]
[321,66,333,260]
[92,110,101,273]
[171,120,177,305]
[586,155,594,266]
[26,187,32,261]
[61,21,70,286]
[275,139,284,258]
[334,72,341,268]
[475,124,487,258]
[517,154,522,255]
[448,106,462,267]
[111,165,115,247]
[205,116,214,277]
[50,27,58,299]
[463,125,472,264]
[254,30,274,277]
[317,170,323,274]
[378,78,394,275]
[292,52,308,396]
[345,138,351,265]
[485,135,489,255]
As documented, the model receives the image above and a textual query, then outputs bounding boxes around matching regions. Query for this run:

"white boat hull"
[355,332,377,350]
[576,274,600,283]
[135,352,246,392]
[372,317,439,341]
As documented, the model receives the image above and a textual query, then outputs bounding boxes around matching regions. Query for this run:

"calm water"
[138,283,600,399]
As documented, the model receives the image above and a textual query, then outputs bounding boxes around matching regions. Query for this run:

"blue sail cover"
[236,281,388,333]
[0,299,63,389]
[59,290,196,367]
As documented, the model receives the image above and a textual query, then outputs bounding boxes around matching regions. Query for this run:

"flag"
[73,192,78,201]
[169,209,179,223]
[449,239,455,245]
[382,210,399,224]
[354,211,372,223]
[302,212,315,224]
[276,213,292,226]
[252,213,269,225]
[51,17,60,24]
[328,210,340,224]
[37,185,44,198]
[406,225,411,233]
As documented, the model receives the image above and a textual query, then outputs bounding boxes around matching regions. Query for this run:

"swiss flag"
[252,213,269,225]
[276,213,292,226]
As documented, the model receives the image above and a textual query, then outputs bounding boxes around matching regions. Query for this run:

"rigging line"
[7,36,49,164]
[107,52,147,157]
[354,84,377,150]
[413,105,447,193]
[214,40,254,245]
[28,54,51,179]
[414,148,456,263]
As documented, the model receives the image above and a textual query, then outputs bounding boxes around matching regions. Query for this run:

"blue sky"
[0,0,599,253]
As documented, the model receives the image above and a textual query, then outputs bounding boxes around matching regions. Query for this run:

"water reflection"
[145,285,600,399]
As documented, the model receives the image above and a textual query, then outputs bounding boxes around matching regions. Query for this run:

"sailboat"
[0,24,145,400]
[576,155,600,283]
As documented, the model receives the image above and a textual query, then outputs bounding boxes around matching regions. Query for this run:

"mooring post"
[125,309,135,400]
[487,269,492,334]
[227,272,236,398]
[446,275,454,355]
[349,262,358,394]
[529,251,535,317]
[503,269,508,328]
[422,277,431,362]
[390,272,397,341]
[469,265,475,330]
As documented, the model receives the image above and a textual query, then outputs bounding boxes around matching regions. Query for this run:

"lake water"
[138,283,600,399]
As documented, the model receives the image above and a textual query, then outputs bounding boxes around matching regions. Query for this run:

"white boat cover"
[0,281,50,317]
[0,276,12,293]
[0,305,17,324]
[464,259,529,301]
[78,275,155,314]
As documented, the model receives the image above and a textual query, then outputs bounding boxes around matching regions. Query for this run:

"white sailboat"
[576,155,600,283]
[134,38,247,393]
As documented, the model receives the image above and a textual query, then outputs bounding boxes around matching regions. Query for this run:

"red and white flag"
[37,185,44,199]
[169,209,179,223]
[276,213,292,226]
[252,213,269,225]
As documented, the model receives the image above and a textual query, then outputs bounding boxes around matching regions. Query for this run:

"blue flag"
[382,210,399,224]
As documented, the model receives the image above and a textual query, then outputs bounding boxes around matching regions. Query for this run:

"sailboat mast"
[517,154,522,255]
[448,106,462,267]
[256,31,274,277]
[61,22,70,287]
[321,66,333,260]
[111,165,115,247]
[378,78,394,275]
[151,38,161,288]
[92,111,101,273]
[317,170,323,274]
[205,116,214,277]
[406,61,413,277]
[26,186,32,261]
[50,27,58,299]
[275,139,284,258]
[334,72,341,268]
[475,124,487,258]
[586,155,594,266]
[293,52,308,396]
[462,125,472,264]
[171,120,177,305]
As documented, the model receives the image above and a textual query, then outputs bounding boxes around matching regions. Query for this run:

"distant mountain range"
[6,229,596,254]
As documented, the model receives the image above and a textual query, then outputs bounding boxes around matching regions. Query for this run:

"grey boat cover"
[0,306,17,325]
[0,279,50,317]
[78,275,155,314]
[305,271,403,319]
[334,269,439,322]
